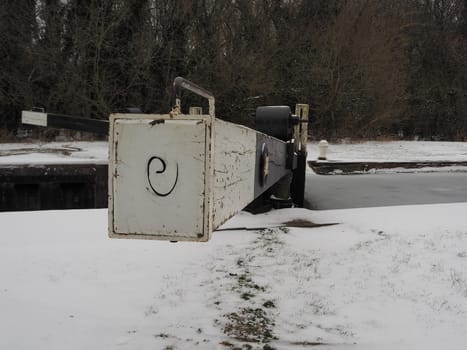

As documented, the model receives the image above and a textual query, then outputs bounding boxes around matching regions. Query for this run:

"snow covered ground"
[307,141,467,163]
[1,205,466,350]
[1,140,466,349]
[0,141,108,165]
[306,141,467,174]
[1,140,467,165]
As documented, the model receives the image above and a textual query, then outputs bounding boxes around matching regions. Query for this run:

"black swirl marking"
[147,156,179,197]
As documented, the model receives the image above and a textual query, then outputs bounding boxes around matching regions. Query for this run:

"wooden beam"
[22,111,109,135]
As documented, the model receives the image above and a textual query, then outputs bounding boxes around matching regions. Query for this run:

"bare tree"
[1,0,466,139]
[0,0,36,133]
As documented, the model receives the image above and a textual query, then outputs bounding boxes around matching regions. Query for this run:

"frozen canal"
[305,172,467,210]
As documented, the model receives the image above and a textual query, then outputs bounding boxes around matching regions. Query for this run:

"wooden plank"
[21,111,109,135]
[108,113,293,242]
[47,113,108,135]
[21,111,47,127]
[212,119,256,228]
[109,114,212,241]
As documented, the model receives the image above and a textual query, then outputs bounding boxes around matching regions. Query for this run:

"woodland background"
[1,0,467,140]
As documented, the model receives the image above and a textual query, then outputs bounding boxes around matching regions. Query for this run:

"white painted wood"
[109,114,213,241]
[109,113,258,242]
[212,119,256,228]
[294,104,309,152]
[21,111,47,127]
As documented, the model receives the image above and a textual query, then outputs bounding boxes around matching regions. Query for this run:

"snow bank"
[1,140,467,166]
[0,142,108,165]
[1,204,466,349]
[307,141,467,163]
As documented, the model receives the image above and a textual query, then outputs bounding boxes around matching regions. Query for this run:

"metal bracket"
[173,77,215,117]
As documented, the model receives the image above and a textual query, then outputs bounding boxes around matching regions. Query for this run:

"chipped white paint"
[21,111,47,127]
[294,103,309,152]
[109,113,259,242]
[212,119,256,229]
[109,113,214,242]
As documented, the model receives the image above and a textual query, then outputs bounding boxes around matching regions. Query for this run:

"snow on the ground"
[306,141,467,174]
[1,140,467,166]
[0,141,108,165]
[307,141,467,162]
[1,139,466,348]
[1,204,466,350]
[325,165,467,175]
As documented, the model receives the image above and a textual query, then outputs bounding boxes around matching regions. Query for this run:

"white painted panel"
[110,118,207,239]
[109,113,261,242]
[21,111,47,127]
[212,119,256,228]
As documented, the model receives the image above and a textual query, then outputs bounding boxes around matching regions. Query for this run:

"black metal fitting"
[255,105,293,141]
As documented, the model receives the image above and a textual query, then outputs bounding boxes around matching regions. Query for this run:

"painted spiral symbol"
[146,156,179,197]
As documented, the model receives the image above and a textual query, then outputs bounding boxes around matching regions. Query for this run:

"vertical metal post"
[294,104,309,153]
[291,104,309,207]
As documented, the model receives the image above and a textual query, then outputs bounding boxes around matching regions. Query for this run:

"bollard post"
[318,140,329,160]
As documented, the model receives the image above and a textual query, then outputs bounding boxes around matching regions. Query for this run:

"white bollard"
[318,140,329,160]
